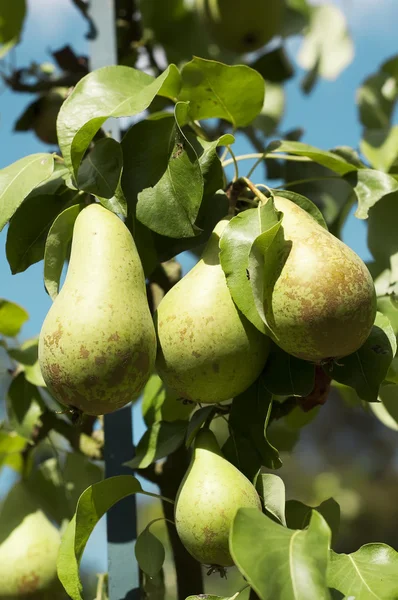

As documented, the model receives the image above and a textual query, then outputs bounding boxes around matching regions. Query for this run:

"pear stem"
[241,177,269,205]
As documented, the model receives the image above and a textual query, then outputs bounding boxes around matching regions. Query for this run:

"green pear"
[196,0,284,54]
[264,196,376,361]
[175,428,262,567]
[39,204,156,415]
[155,218,270,404]
[0,511,61,599]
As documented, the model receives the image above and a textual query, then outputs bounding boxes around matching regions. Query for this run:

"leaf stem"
[276,175,341,189]
[222,152,311,168]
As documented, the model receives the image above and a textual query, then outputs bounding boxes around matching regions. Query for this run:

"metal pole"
[88,2,140,598]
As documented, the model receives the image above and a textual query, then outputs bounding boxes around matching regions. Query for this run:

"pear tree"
[1,1,398,600]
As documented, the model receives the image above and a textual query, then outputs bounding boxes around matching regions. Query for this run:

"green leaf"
[0,153,54,231]
[357,72,397,130]
[325,312,396,402]
[142,373,193,426]
[125,421,187,469]
[285,498,340,548]
[0,429,26,472]
[6,373,45,439]
[0,299,29,337]
[360,127,398,172]
[367,191,398,270]
[179,57,265,128]
[230,508,331,600]
[346,169,398,219]
[267,140,355,176]
[369,384,398,431]
[229,381,282,472]
[57,476,145,600]
[220,201,281,334]
[328,544,398,600]
[76,138,124,213]
[255,473,286,526]
[135,103,203,238]
[135,521,165,577]
[185,406,216,448]
[250,47,295,84]
[253,83,285,136]
[298,4,353,81]
[0,0,26,44]
[6,192,75,274]
[261,342,315,396]
[57,64,181,177]
[44,203,85,300]
[8,338,45,386]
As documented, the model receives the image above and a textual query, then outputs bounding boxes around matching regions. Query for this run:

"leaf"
[275,189,328,228]
[135,521,165,577]
[346,169,398,219]
[6,192,76,274]
[76,138,124,209]
[229,380,282,473]
[250,47,295,84]
[135,103,203,238]
[369,384,398,431]
[8,338,45,386]
[230,508,331,600]
[6,373,45,439]
[179,57,265,128]
[0,0,26,44]
[219,201,281,334]
[367,191,398,270]
[360,127,398,172]
[267,140,355,176]
[298,4,353,81]
[122,110,203,238]
[142,374,193,426]
[253,83,285,136]
[125,421,187,469]
[357,72,397,130]
[328,544,398,600]
[0,429,26,472]
[285,498,340,548]
[325,312,396,402]
[44,203,85,300]
[0,153,54,231]
[261,342,315,397]
[57,475,145,600]
[0,299,29,337]
[57,64,181,177]
[185,406,216,448]
[255,473,286,526]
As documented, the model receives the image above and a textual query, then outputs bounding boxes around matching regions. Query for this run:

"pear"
[175,429,262,567]
[155,218,270,404]
[0,510,62,598]
[39,203,156,415]
[196,0,284,54]
[264,196,376,362]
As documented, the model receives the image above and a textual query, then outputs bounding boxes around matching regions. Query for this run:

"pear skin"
[175,429,262,567]
[0,511,61,598]
[155,218,270,403]
[264,196,376,361]
[196,0,284,54]
[39,204,156,415]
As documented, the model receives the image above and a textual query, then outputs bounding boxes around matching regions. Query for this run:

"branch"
[3,71,84,93]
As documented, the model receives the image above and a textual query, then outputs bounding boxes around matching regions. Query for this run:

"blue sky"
[1,0,398,583]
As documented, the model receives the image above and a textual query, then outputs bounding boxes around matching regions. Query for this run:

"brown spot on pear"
[264,196,376,362]
[38,204,156,415]
[175,429,262,567]
[154,218,270,403]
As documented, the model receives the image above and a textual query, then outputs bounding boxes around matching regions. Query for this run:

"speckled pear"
[175,429,262,567]
[264,196,376,361]
[0,511,61,599]
[196,0,284,54]
[155,218,270,403]
[39,204,156,415]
